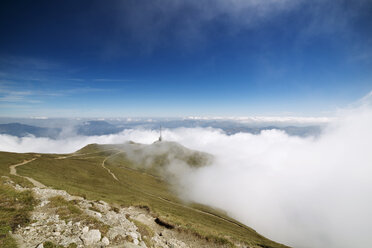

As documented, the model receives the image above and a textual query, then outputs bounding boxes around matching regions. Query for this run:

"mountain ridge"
[0,142,289,248]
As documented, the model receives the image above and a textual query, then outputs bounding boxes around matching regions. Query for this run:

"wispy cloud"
[91,0,371,56]
[93,78,132,82]
[0,55,60,71]
[66,78,86,82]
[185,116,332,124]
[0,82,111,105]
[0,95,41,103]
[56,87,113,94]
[91,0,306,56]
[0,86,40,103]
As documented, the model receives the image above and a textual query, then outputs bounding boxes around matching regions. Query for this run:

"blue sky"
[0,0,372,117]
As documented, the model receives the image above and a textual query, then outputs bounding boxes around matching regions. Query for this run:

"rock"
[7,177,198,248]
[133,238,139,245]
[40,200,49,207]
[102,236,110,246]
[128,232,138,240]
[82,226,89,233]
[80,229,101,245]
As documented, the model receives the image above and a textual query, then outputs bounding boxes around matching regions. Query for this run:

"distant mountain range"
[0,120,322,138]
[0,123,61,138]
[77,120,124,136]
[0,121,126,138]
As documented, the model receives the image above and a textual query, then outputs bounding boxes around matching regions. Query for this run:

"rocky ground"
[4,177,198,248]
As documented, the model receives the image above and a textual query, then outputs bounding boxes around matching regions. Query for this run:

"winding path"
[9,158,46,188]
[101,151,123,181]
[56,149,123,181]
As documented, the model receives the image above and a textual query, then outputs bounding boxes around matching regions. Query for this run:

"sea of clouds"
[1,100,372,248]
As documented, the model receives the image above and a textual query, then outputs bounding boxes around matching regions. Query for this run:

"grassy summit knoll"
[0,141,289,248]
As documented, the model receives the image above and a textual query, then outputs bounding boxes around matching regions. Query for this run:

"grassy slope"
[0,181,36,248]
[0,152,38,248]
[0,152,38,247]
[0,144,289,248]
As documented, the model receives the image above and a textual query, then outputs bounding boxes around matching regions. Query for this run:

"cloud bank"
[1,103,372,248]
[170,108,372,248]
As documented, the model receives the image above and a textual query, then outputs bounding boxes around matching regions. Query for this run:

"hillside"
[77,141,214,178]
[0,142,289,248]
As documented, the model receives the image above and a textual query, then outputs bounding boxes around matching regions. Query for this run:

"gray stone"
[80,229,101,245]
[102,236,110,246]
[133,238,139,245]
[129,231,138,240]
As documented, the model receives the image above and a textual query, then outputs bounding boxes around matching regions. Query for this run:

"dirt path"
[54,149,123,181]
[9,158,46,188]
[101,151,123,181]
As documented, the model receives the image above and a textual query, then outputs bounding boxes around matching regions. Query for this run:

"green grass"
[42,241,77,248]
[0,178,37,248]
[0,144,289,248]
[43,240,77,248]
[129,218,154,247]
[0,151,35,188]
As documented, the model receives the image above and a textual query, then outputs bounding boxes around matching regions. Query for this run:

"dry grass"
[0,178,37,247]
[130,218,154,247]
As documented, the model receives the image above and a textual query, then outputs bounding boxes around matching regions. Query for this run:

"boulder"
[102,236,110,246]
[128,231,138,240]
[80,229,101,245]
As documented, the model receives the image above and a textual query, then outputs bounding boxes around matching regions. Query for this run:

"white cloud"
[169,107,372,248]
[30,116,48,120]
[185,116,332,125]
[0,129,158,154]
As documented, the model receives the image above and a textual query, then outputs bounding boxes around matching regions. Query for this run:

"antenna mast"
[158,125,162,142]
